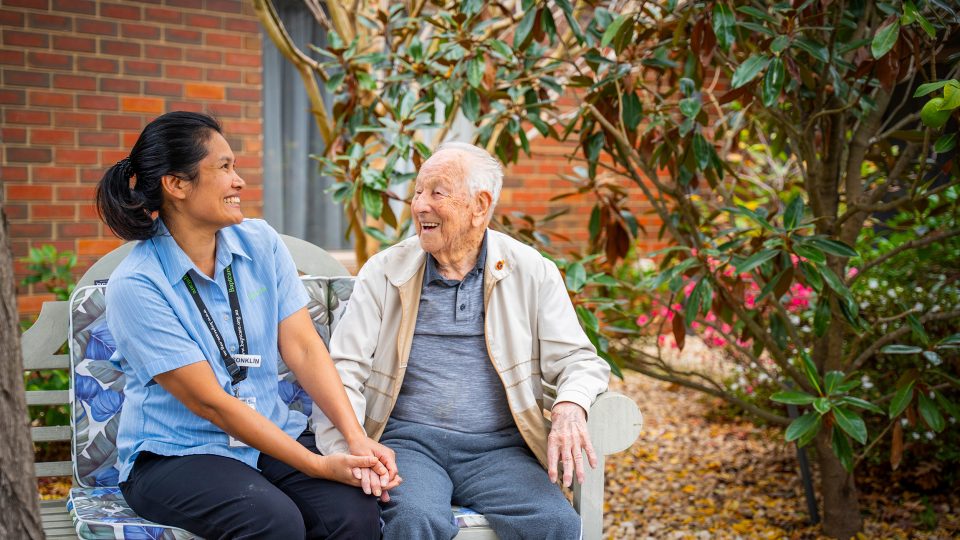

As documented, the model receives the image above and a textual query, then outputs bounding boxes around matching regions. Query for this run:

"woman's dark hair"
[95,111,222,240]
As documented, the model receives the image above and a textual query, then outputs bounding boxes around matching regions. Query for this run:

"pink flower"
[636,314,650,326]
[847,267,858,278]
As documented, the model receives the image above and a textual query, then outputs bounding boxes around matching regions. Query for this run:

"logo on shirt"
[248,286,267,301]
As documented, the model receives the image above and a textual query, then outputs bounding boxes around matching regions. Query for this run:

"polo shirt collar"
[424,230,488,285]
[151,218,252,286]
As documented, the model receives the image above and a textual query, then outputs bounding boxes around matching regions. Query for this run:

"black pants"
[119,431,381,540]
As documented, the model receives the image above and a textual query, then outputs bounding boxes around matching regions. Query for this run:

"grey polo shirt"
[390,232,515,433]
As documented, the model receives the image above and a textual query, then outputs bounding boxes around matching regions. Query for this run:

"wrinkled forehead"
[416,150,468,190]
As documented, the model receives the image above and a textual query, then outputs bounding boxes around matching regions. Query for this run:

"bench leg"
[573,453,605,540]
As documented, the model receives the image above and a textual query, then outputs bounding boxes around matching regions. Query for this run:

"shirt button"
[460,304,466,311]
[231,345,237,353]
[223,315,229,322]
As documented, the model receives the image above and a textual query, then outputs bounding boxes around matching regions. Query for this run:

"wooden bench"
[23,236,643,540]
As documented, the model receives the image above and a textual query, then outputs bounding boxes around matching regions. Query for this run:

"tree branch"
[851,227,960,282]
[849,310,960,371]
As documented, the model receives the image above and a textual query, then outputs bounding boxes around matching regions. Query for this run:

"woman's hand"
[313,453,386,486]
[349,437,401,501]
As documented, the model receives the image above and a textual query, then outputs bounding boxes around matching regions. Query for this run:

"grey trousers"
[379,419,581,540]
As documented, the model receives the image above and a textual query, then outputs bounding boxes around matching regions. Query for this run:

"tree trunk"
[814,428,862,539]
[0,206,44,539]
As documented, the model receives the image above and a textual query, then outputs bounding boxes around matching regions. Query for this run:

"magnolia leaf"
[467,55,484,88]
[813,397,832,415]
[514,8,538,48]
[934,133,957,153]
[565,262,587,292]
[734,249,778,274]
[806,237,858,258]
[794,243,826,264]
[871,20,900,59]
[712,3,736,51]
[824,371,845,395]
[832,426,855,472]
[881,344,923,354]
[461,88,480,121]
[785,412,821,443]
[838,396,884,415]
[918,392,945,432]
[771,391,817,405]
[783,195,804,230]
[913,80,952,97]
[601,14,631,48]
[889,381,914,418]
[731,55,771,88]
[833,406,868,444]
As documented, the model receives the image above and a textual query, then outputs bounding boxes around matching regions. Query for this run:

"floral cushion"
[68,487,198,540]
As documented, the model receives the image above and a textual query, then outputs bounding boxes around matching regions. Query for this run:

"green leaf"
[575,305,599,334]
[684,278,706,326]
[565,262,587,292]
[793,37,829,63]
[712,3,736,51]
[588,206,601,243]
[913,80,951,97]
[813,397,832,415]
[820,266,851,297]
[692,132,712,171]
[770,35,790,53]
[806,237,858,258]
[934,133,957,153]
[937,333,960,349]
[514,8,538,48]
[871,20,900,59]
[731,54,771,89]
[794,243,826,264]
[881,344,923,354]
[824,371,845,395]
[622,92,642,131]
[783,195,804,230]
[734,249,778,274]
[679,97,701,118]
[838,396,884,415]
[461,88,480,121]
[907,313,929,345]
[325,71,346,93]
[762,57,784,108]
[467,55,484,88]
[918,392,945,432]
[889,381,914,418]
[487,39,513,60]
[832,426,854,472]
[771,391,817,405]
[799,261,823,292]
[934,391,960,420]
[785,412,821,443]
[814,297,830,337]
[601,14,631,48]
[833,406,867,444]
[361,187,383,220]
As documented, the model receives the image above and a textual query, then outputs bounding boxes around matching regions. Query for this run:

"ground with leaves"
[37,371,958,539]
[603,369,960,539]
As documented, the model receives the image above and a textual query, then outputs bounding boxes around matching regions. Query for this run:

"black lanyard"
[182,265,247,388]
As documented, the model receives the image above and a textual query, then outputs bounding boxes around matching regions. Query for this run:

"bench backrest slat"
[31,425,72,442]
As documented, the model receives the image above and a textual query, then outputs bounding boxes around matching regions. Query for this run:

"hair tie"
[116,157,133,179]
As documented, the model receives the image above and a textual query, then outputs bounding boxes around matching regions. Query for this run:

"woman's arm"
[278,307,400,497]
[152,360,384,486]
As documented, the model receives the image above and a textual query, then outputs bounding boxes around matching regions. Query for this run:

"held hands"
[349,437,401,501]
[547,402,598,487]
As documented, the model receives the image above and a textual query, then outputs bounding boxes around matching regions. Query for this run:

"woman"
[95,111,399,539]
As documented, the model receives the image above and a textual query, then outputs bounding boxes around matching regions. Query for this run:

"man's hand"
[547,402,597,487]
[349,437,401,501]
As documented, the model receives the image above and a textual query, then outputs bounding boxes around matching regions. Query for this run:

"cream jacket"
[312,230,610,468]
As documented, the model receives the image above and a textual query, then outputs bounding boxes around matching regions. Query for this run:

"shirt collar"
[424,230,488,285]
[152,218,252,286]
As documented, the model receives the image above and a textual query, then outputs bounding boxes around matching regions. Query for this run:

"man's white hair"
[435,141,503,212]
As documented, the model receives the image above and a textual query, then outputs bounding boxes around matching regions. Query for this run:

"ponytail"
[94,111,222,241]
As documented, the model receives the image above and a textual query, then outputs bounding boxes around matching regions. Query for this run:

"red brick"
[55,148,99,165]
[121,131,139,147]
[205,0,242,13]
[124,60,161,77]
[2,127,26,143]
[203,33,242,49]
[34,166,79,181]
[4,203,27,220]
[206,68,241,83]
[100,77,140,93]
[33,204,77,219]
[166,101,204,113]
[56,186,96,201]
[244,71,261,85]
[77,94,118,111]
[19,294,57,316]
[100,40,141,57]
[224,18,257,33]
[5,109,50,125]
[3,30,48,48]
[243,35,259,51]
[53,74,96,91]
[30,129,73,145]
[1,167,28,181]
[6,147,52,163]
[164,28,202,44]
[186,49,221,64]
[121,96,164,114]
[10,223,52,238]
[79,131,119,147]
[102,149,127,163]
[53,35,96,53]
[102,114,142,129]
[0,49,25,66]
[79,238,123,255]
[185,13,220,28]
[99,2,140,19]
[3,69,49,87]
[144,7,179,24]
[145,80,182,97]
[226,87,259,101]
[144,44,180,61]
[166,0,197,7]
[54,111,96,128]
[208,103,242,118]
[0,89,27,105]
[76,17,116,35]
[121,23,160,40]
[78,57,119,74]
[224,52,259,68]
[0,9,26,26]
[226,121,260,135]
[78,205,101,220]
[165,65,202,80]
[185,83,224,100]
[28,51,73,70]
[53,0,95,15]
[28,12,72,30]
[57,222,99,237]
[6,185,53,200]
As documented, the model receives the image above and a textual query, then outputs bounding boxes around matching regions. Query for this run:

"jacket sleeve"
[311,258,385,455]
[537,259,610,414]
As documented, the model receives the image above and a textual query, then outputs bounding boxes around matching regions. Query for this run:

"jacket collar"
[152,218,252,286]
[384,228,515,288]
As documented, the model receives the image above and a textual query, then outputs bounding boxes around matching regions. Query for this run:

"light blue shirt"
[106,218,309,483]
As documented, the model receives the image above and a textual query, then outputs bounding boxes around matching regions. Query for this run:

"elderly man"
[313,142,610,539]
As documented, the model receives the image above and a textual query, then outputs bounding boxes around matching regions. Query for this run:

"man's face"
[411,154,482,261]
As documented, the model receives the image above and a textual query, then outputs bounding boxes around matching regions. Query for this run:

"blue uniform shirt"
[106,218,309,483]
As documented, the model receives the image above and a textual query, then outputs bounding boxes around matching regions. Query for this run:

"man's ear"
[473,191,493,225]
[160,174,189,201]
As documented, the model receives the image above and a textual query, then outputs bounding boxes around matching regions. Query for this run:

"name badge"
[232,354,262,368]
[228,396,257,448]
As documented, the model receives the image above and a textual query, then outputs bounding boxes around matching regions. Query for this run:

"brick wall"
[1,0,264,317]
